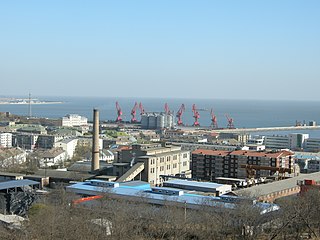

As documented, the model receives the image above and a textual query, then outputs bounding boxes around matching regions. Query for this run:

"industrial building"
[192,149,294,180]
[235,171,320,202]
[0,180,39,215]
[163,179,232,196]
[141,112,174,129]
[114,143,190,185]
[66,179,279,214]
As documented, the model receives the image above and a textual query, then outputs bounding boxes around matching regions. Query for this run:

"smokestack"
[92,108,100,172]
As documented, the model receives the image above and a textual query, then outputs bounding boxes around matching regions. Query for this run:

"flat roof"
[0,172,25,177]
[164,179,226,189]
[235,172,320,197]
[66,180,278,213]
[0,180,39,190]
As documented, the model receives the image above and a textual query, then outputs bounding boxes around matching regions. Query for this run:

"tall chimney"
[92,108,100,172]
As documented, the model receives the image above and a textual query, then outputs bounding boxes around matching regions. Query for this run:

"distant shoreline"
[0,101,63,105]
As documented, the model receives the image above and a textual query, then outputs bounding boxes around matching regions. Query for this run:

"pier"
[179,125,320,133]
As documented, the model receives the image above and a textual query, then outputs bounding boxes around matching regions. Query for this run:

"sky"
[0,1,320,100]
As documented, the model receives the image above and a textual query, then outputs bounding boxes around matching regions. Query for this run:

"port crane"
[131,102,138,123]
[164,103,171,114]
[226,114,235,129]
[139,102,145,115]
[210,108,218,129]
[176,104,185,126]
[192,104,200,127]
[115,101,123,122]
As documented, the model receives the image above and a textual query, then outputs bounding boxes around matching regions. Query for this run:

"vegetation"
[104,130,128,138]
[1,188,320,239]
[71,144,92,162]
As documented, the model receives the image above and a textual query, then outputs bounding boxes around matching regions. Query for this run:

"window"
[173,155,177,160]
[183,153,188,158]
[173,163,177,168]
[160,166,164,171]
[183,161,187,166]
[160,157,164,163]
[150,168,155,173]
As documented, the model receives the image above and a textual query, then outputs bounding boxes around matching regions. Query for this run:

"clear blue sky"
[1,1,319,100]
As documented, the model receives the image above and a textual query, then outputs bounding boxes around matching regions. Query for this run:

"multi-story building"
[192,149,294,181]
[288,133,309,150]
[13,134,39,150]
[264,135,290,149]
[0,133,12,148]
[264,133,309,150]
[36,135,64,149]
[61,114,88,127]
[305,138,320,152]
[115,143,190,185]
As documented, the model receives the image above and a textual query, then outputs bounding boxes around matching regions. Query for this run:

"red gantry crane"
[226,114,235,129]
[210,108,218,129]
[192,104,200,127]
[164,103,171,114]
[176,104,185,126]
[139,102,145,115]
[115,101,123,122]
[131,102,138,123]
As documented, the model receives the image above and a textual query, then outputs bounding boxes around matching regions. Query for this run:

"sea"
[1,96,320,138]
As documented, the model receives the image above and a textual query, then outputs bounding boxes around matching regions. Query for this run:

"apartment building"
[0,133,12,148]
[115,143,190,185]
[192,149,294,181]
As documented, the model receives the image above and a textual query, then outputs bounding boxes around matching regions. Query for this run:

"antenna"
[28,93,32,118]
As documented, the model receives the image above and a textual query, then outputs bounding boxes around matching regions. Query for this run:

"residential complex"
[192,149,294,180]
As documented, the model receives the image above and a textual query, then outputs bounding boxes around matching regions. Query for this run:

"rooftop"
[66,180,279,214]
[0,179,39,190]
[235,172,320,197]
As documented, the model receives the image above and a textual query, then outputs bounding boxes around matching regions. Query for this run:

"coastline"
[0,101,63,105]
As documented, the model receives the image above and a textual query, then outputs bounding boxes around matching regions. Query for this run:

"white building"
[0,133,12,148]
[38,148,67,167]
[289,133,309,150]
[100,149,114,163]
[62,114,88,127]
[247,135,265,145]
[264,133,309,150]
[54,138,78,159]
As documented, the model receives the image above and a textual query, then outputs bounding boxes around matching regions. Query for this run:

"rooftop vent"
[89,180,119,188]
[151,187,184,196]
